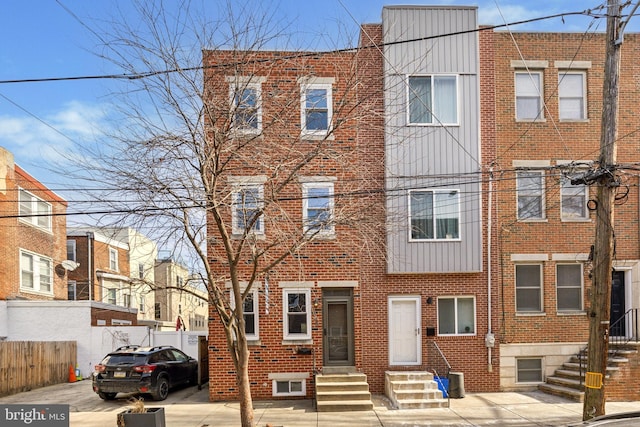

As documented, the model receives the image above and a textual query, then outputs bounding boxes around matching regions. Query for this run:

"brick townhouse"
[67,227,137,326]
[0,146,68,301]
[485,30,640,399]
[203,5,502,405]
[203,43,369,402]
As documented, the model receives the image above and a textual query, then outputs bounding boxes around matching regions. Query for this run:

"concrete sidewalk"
[2,380,638,426]
[71,388,639,427]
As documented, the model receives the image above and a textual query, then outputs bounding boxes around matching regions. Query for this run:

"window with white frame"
[20,250,52,294]
[301,83,332,136]
[231,288,259,340]
[107,288,117,305]
[437,296,476,335]
[515,264,543,312]
[558,71,586,120]
[272,378,305,397]
[109,247,119,271]
[139,296,146,313]
[68,281,77,300]
[516,171,545,220]
[408,75,458,125]
[123,293,131,308]
[556,264,583,311]
[19,188,52,231]
[515,71,543,120]
[138,263,145,279]
[516,358,543,382]
[66,240,76,262]
[232,184,264,235]
[230,81,261,132]
[302,182,334,236]
[409,190,460,240]
[283,288,311,340]
[561,176,588,220]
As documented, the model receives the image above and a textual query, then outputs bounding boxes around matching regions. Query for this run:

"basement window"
[516,358,543,383]
[272,379,305,397]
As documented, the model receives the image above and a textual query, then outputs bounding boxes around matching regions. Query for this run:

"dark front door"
[610,271,626,337]
[322,289,354,366]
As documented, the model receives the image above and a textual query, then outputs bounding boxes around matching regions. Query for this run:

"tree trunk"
[236,337,255,427]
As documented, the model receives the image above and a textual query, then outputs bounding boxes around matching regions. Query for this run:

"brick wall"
[491,31,640,347]
[0,149,68,301]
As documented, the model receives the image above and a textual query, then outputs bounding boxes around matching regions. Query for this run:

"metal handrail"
[610,308,639,347]
[428,341,452,406]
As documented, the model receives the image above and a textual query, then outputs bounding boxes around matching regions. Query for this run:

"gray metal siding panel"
[383,6,482,273]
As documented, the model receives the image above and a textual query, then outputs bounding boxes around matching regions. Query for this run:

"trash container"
[448,372,465,398]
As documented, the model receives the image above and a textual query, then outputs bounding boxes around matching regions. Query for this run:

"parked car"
[92,345,198,401]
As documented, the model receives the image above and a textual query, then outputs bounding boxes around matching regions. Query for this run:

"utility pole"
[583,0,622,420]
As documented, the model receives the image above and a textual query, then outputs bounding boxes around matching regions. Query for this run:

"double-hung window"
[109,247,119,271]
[516,171,545,220]
[232,184,264,235]
[561,176,588,220]
[515,71,543,120]
[558,71,586,120]
[66,240,76,261]
[556,264,583,311]
[20,250,53,294]
[515,264,543,313]
[437,296,476,335]
[231,288,259,340]
[283,288,311,340]
[228,77,264,132]
[302,182,334,236]
[409,190,460,240]
[408,75,457,125]
[19,188,52,231]
[300,82,332,137]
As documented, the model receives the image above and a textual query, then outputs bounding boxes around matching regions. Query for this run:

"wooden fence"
[0,341,77,397]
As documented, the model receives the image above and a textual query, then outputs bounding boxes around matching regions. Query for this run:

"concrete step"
[316,373,367,384]
[546,375,584,391]
[385,371,434,382]
[392,389,444,400]
[538,383,584,402]
[396,398,449,409]
[316,390,372,401]
[387,379,440,391]
[316,399,374,412]
[316,381,370,392]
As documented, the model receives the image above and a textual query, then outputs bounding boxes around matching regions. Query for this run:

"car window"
[170,349,188,362]
[103,354,145,365]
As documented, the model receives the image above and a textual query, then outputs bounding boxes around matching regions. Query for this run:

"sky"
[0,0,636,195]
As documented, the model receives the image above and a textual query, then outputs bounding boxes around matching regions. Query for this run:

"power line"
[0,9,598,86]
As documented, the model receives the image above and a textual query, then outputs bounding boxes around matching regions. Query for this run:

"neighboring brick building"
[0,146,68,302]
[486,30,640,395]
[67,227,137,325]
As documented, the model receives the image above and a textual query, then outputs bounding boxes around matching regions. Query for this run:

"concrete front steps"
[315,370,374,412]
[385,371,448,409]
[538,345,636,402]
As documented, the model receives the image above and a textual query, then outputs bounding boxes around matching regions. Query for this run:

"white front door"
[388,296,421,365]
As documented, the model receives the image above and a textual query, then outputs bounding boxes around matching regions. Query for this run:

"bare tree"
[70,1,384,426]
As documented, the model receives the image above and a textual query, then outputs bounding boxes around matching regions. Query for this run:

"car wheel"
[151,376,169,401]
[98,392,117,400]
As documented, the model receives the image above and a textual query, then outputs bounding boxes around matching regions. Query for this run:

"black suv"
[92,345,198,401]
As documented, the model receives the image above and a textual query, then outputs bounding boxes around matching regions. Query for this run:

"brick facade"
[487,30,640,392]
[0,147,68,301]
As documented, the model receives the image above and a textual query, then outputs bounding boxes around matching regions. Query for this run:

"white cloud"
[0,101,107,164]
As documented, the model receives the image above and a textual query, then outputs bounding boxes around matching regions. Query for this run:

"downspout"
[87,232,93,301]
[487,167,495,372]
